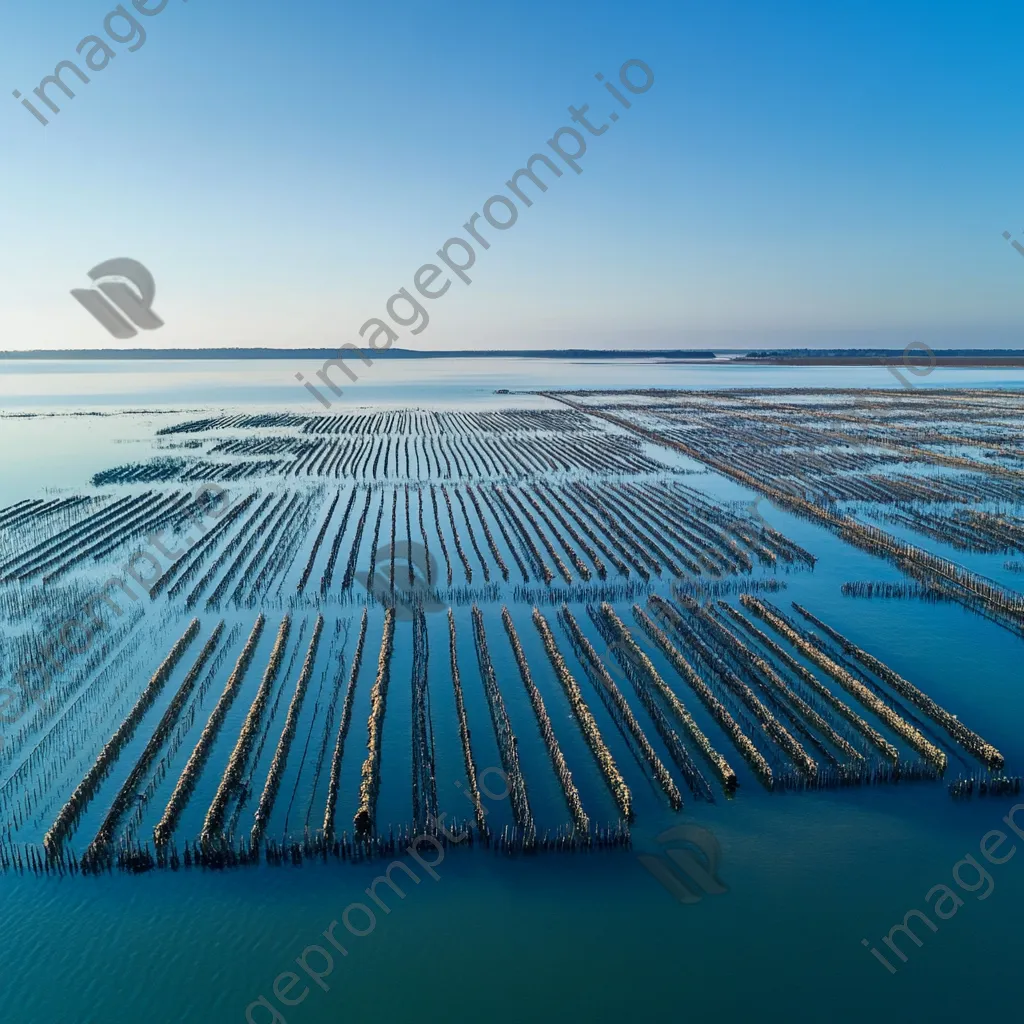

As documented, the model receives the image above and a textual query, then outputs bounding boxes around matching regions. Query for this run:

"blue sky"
[2,0,1023,351]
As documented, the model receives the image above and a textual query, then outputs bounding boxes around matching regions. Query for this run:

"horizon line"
[6,345,1024,360]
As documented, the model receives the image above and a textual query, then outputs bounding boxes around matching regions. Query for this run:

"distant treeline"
[744,348,1024,358]
[0,348,716,361]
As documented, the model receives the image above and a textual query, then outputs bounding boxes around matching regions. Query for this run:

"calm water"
[1,358,1022,1024]
[1,356,1023,410]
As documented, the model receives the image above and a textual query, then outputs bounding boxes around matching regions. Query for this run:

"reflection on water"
[2,357,1023,410]
[0,360,1022,1024]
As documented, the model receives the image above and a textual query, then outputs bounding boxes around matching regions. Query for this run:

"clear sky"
[2,0,1024,351]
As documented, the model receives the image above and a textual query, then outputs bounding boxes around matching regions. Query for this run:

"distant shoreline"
[733,354,1024,367]
[0,347,719,361]
[3,347,1024,367]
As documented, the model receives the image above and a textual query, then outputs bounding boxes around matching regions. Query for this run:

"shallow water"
[0,359,1022,1024]
[2,356,1023,411]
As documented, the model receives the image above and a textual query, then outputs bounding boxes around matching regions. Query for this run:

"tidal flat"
[1,361,1023,1024]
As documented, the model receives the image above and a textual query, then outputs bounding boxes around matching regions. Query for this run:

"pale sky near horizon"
[2,0,1024,352]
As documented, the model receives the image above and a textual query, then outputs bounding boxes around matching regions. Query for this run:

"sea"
[1,357,1022,1024]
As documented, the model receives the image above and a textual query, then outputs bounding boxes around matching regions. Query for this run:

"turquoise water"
[4,781,1023,1022]
[1,359,1022,1024]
